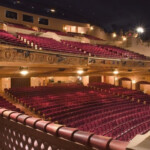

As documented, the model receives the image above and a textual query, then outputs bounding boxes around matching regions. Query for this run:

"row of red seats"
[62,40,147,60]
[0,96,21,112]
[17,33,88,55]
[0,29,147,60]
[0,30,31,47]
[5,83,150,141]
[90,82,150,103]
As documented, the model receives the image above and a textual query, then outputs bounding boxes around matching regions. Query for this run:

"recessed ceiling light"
[77,70,84,75]
[20,70,29,76]
[113,70,119,75]
[50,9,56,13]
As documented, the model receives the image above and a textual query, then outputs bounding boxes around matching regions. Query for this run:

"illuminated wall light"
[132,80,136,84]
[81,32,85,34]
[113,70,119,75]
[20,70,29,76]
[50,9,56,13]
[112,33,117,38]
[122,36,127,41]
[63,26,67,31]
[115,77,118,81]
[77,70,84,75]
[90,26,94,30]
[136,27,144,33]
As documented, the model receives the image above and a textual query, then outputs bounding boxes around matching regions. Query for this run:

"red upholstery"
[0,107,129,150]
[6,84,150,142]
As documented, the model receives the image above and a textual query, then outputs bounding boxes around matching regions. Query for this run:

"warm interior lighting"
[115,77,118,81]
[112,33,117,38]
[136,27,144,33]
[134,33,138,38]
[16,0,20,4]
[122,36,127,41]
[113,70,119,75]
[50,9,56,13]
[132,80,136,84]
[90,26,94,30]
[20,69,29,76]
[77,70,84,75]
[63,26,67,31]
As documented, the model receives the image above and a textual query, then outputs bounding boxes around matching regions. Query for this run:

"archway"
[136,81,150,91]
[119,77,132,89]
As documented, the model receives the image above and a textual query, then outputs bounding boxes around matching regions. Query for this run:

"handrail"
[0,108,128,150]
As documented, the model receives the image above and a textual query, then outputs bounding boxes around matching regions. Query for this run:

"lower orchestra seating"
[0,96,21,112]
[5,83,150,142]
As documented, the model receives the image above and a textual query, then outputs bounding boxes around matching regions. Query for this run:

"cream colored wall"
[53,76,77,83]
[140,84,150,94]
[31,76,89,86]
[31,77,49,86]
[82,76,89,86]
[0,6,107,41]
[31,76,78,86]
[122,81,131,89]
[105,76,114,85]
[126,38,150,57]
[0,78,11,91]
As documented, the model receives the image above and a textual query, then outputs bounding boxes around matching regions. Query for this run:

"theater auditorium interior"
[0,0,150,150]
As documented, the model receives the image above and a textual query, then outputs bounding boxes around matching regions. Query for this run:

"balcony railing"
[0,108,128,150]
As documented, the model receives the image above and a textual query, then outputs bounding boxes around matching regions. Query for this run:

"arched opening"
[136,81,150,94]
[119,77,132,89]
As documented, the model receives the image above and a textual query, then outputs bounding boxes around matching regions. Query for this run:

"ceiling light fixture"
[50,9,56,13]
[112,33,117,38]
[136,27,144,34]
[113,70,119,75]
[77,70,84,75]
[20,67,29,76]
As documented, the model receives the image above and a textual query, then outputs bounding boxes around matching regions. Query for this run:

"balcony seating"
[17,33,88,55]
[0,25,147,60]
[0,29,30,47]
[62,40,147,60]
[5,83,150,142]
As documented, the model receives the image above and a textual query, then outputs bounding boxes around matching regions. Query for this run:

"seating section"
[0,30,30,47]
[0,96,21,112]
[90,82,150,104]
[17,33,88,55]
[62,40,147,60]
[5,83,150,142]
[0,24,148,60]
